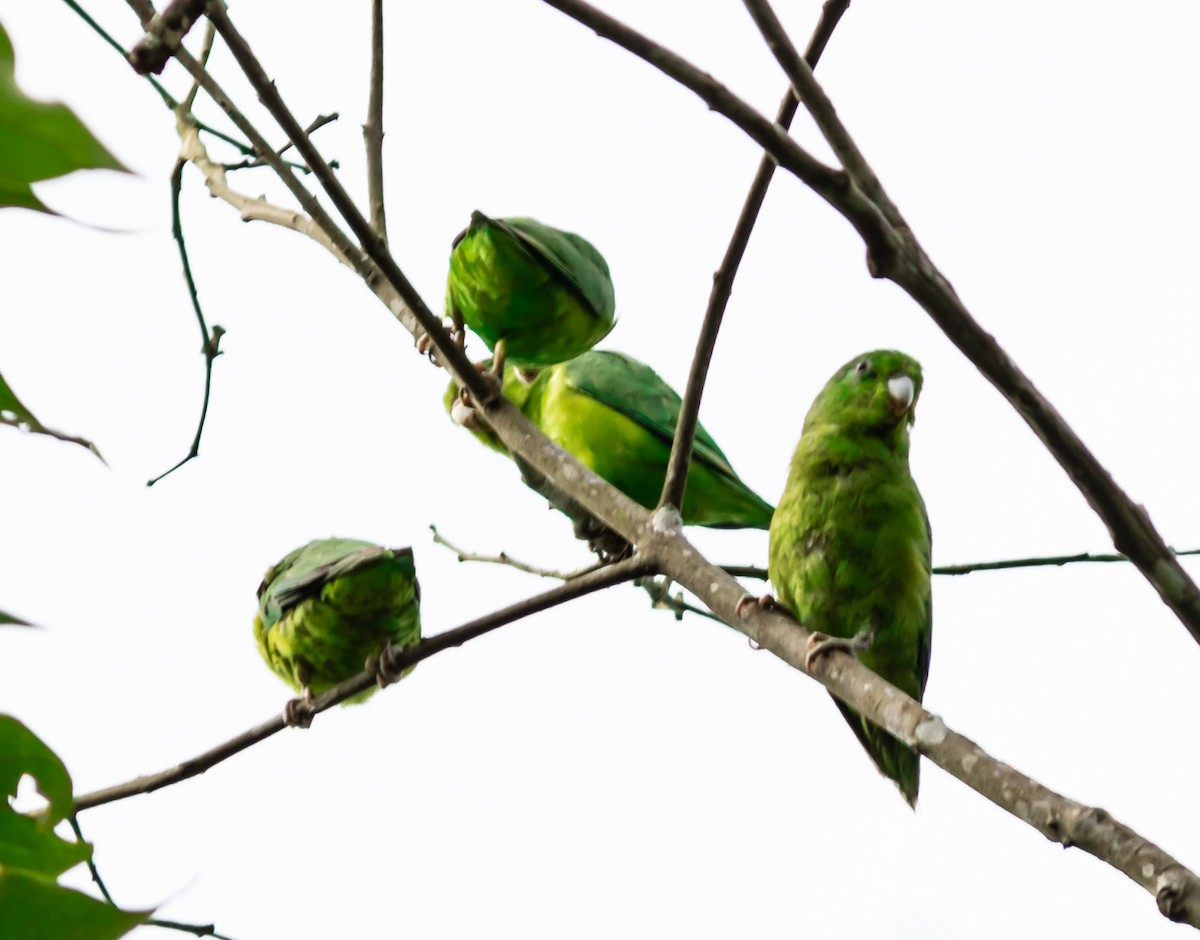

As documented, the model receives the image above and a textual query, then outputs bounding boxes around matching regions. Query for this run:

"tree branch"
[73,556,652,812]
[128,0,206,75]
[145,156,225,486]
[364,0,387,239]
[658,0,849,515]
[540,0,1200,649]
[723,547,1200,581]
[637,530,1200,928]
[202,1,494,406]
[430,525,603,580]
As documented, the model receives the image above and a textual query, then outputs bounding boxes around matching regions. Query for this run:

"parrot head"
[804,349,923,442]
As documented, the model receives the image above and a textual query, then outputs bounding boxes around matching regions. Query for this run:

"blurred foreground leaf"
[0,868,150,940]
[0,18,126,213]
[0,718,151,939]
[0,716,90,876]
[0,368,104,462]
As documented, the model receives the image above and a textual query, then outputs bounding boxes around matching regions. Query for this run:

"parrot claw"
[283,689,315,729]
[369,645,410,688]
[804,626,876,673]
[449,306,467,352]
[735,592,777,618]
[365,652,390,689]
[490,339,508,379]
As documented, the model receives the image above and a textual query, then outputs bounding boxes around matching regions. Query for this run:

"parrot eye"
[854,359,874,379]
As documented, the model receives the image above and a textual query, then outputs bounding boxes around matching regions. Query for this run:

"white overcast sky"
[2,2,1199,938]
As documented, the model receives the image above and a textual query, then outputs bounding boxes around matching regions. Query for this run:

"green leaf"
[0,868,150,940]
[0,19,127,213]
[0,609,34,627]
[0,716,90,877]
[0,368,104,463]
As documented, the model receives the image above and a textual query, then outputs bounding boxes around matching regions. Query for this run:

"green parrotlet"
[768,350,931,806]
[254,538,421,725]
[445,349,773,530]
[445,211,616,374]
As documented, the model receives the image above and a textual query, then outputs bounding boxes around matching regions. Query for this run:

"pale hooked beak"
[887,374,915,416]
[450,396,478,429]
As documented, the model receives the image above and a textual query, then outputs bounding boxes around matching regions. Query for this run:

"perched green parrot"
[445,350,774,530]
[767,350,931,806]
[445,211,616,374]
[254,538,421,724]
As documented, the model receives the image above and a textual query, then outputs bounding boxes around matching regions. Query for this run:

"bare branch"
[73,556,652,812]
[723,547,1200,581]
[69,816,235,939]
[638,531,1200,929]
[364,0,387,238]
[181,18,214,112]
[541,0,1200,649]
[202,2,494,407]
[636,575,724,624]
[146,157,225,486]
[128,0,206,74]
[429,525,603,580]
[659,0,849,514]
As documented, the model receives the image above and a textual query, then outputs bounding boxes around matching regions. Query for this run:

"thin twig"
[146,919,232,939]
[934,547,1200,576]
[636,576,723,624]
[277,112,339,159]
[58,0,175,107]
[364,0,387,238]
[69,816,235,938]
[658,0,849,514]
[429,525,603,580]
[430,526,718,621]
[540,0,1200,650]
[182,19,214,112]
[68,816,116,905]
[73,556,652,812]
[146,157,225,486]
[721,547,1200,582]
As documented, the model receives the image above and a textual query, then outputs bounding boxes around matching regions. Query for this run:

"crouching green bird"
[445,349,773,530]
[767,350,931,806]
[446,211,616,375]
[254,538,421,726]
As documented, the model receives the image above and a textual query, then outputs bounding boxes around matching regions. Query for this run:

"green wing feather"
[487,215,615,324]
[562,352,740,478]
[254,538,421,703]
[445,350,773,529]
[445,211,616,367]
[768,350,932,806]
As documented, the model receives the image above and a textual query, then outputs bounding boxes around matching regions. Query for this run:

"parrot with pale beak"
[767,350,931,806]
